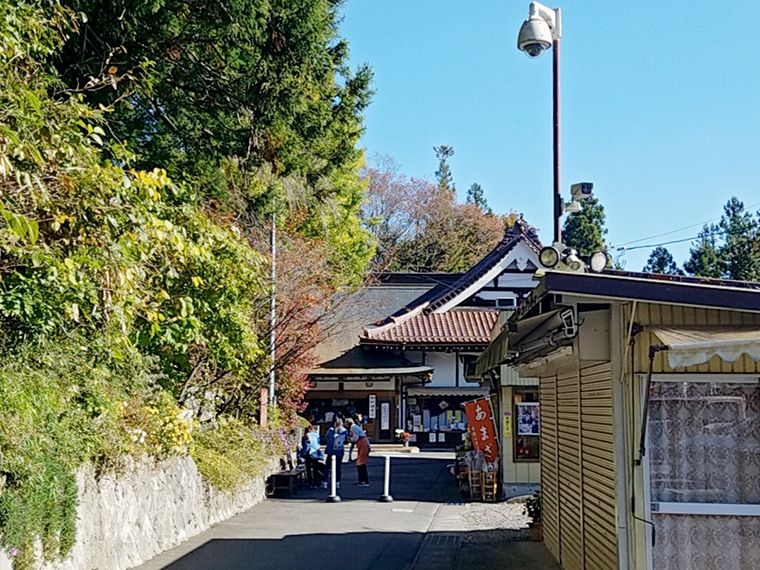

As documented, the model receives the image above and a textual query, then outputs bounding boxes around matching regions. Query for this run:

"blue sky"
[340,0,760,271]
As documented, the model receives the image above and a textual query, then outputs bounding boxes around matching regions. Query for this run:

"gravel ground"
[460,498,530,543]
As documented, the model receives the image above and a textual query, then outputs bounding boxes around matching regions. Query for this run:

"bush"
[191,417,287,493]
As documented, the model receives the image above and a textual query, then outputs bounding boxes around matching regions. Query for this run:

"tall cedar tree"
[562,196,608,254]
[56,0,373,208]
[643,246,682,275]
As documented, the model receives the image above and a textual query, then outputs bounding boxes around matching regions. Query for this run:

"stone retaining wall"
[0,456,276,570]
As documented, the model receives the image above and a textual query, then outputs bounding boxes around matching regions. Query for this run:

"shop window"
[514,390,540,461]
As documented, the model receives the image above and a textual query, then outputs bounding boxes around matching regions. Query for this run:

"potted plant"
[394,429,412,447]
[524,491,543,541]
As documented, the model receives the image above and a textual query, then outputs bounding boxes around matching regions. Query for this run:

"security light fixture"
[588,250,609,273]
[539,245,560,268]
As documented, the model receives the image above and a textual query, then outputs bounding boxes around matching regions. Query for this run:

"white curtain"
[648,381,760,569]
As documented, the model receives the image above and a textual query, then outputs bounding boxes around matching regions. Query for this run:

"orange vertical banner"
[464,398,499,464]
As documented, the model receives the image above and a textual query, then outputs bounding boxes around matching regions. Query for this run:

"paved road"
[134,452,559,570]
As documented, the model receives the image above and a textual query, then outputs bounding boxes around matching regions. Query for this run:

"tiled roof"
[424,218,541,314]
[363,308,499,346]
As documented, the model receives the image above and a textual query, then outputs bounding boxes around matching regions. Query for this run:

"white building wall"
[426,352,459,387]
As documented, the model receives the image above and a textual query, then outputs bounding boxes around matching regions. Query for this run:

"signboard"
[368,394,377,419]
[464,398,500,464]
[380,402,390,430]
[516,402,540,435]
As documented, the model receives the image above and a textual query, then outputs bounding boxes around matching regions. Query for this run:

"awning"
[476,326,509,377]
[649,326,760,369]
[308,347,433,379]
[406,387,489,398]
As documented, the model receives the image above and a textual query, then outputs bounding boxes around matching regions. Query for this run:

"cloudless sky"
[339,0,760,271]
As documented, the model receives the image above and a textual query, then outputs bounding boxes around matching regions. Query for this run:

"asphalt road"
[133,452,559,570]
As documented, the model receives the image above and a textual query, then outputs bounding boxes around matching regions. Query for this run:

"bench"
[267,465,306,498]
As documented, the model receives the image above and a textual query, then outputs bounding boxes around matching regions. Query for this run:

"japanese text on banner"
[464,398,499,464]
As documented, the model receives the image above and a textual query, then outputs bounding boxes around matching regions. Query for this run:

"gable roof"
[362,308,499,348]
[424,218,542,314]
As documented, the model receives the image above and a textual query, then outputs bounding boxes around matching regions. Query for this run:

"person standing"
[302,425,322,489]
[346,418,370,486]
[323,417,348,489]
[348,413,363,462]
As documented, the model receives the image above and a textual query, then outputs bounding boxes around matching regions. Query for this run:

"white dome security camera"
[517,17,552,58]
[517,2,561,59]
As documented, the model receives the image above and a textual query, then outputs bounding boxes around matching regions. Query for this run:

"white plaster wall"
[0,456,276,570]
[426,352,458,387]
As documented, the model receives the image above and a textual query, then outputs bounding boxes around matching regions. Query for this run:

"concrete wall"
[0,456,276,570]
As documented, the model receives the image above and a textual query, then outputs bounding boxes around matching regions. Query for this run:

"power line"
[619,229,726,252]
[614,200,760,249]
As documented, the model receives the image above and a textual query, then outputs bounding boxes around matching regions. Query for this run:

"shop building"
[486,268,760,570]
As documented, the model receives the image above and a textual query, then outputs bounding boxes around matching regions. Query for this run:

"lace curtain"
[648,382,760,569]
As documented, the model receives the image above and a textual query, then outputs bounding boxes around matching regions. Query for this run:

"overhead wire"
[612,200,760,253]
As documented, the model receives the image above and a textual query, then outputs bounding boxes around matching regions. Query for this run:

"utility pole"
[268,202,276,407]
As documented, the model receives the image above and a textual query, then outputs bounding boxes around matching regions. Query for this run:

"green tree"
[719,197,760,281]
[683,198,760,281]
[643,246,682,275]
[466,183,492,215]
[684,225,723,277]
[562,196,608,254]
[56,0,373,202]
[433,145,455,190]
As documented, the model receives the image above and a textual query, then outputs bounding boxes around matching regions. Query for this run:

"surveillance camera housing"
[517,19,552,58]
[517,3,561,58]
[570,182,594,201]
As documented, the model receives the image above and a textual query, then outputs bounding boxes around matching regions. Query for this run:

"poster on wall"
[516,402,540,435]
[368,394,377,419]
[380,402,390,430]
[464,398,500,464]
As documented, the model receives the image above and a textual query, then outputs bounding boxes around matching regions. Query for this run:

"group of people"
[300,413,371,489]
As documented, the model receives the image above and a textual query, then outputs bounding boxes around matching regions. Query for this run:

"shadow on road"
[158,530,559,570]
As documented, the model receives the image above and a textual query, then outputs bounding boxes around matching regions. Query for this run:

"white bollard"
[379,455,393,502]
[327,454,341,503]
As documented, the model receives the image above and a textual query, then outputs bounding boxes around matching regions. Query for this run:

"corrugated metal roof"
[363,309,499,346]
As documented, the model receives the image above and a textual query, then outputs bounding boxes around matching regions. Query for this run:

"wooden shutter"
[539,374,560,559]
[580,363,618,570]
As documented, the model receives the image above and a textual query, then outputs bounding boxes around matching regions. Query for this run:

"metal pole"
[268,206,276,406]
[327,455,341,502]
[552,37,562,244]
[379,455,393,502]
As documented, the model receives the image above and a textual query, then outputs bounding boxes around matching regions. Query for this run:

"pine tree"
[683,198,760,281]
[433,145,455,190]
[684,224,724,278]
[466,183,493,215]
[644,247,682,274]
[719,197,760,281]
[562,196,608,254]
